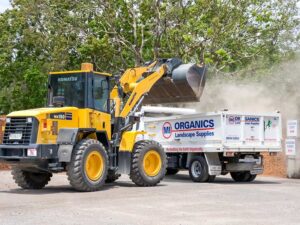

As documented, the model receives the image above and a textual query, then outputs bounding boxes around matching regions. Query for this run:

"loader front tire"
[130,141,167,186]
[11,167,52,189]
[67,139,108,192]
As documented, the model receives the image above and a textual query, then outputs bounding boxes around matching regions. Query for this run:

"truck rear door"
[223,113,281,151]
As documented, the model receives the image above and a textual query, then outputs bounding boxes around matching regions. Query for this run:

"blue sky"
[0,0,11,13]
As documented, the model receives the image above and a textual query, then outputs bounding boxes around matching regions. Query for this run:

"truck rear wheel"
[247,174,257,182]
[11,167,52,189]
[67,139,108,192]
[189,156,209,182]
[230,171,256,182]
[130,141,167,186]
[166,168,179,175]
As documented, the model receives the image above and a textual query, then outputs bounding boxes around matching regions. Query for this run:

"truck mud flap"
[250,165,263,175]
[204,153,222,176]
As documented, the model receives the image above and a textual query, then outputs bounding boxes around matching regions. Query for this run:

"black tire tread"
[230,171,256,182]
[166,168,179,176]
[207,175,216,182]
[11,167,52,189]
[105,170,121,183]
[130,140,167,187]
[247,174,257,182]
[189,156,209,183]
[67,139,108,192]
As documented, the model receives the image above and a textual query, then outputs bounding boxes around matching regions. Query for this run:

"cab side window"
[93,76,109,112]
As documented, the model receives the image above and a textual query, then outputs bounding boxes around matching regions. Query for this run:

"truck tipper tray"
[136,108,282,182]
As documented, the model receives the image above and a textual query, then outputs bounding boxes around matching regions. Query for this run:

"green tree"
[0,0,298,114]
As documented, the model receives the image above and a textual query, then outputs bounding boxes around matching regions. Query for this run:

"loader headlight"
[6,118,11,123]
[26,117,33,123]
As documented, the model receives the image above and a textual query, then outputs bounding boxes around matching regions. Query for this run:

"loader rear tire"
[11,167,52,189]
[230,171,256,182]
[130,141,167,187]
[189,156,209,182]
[67,139,108,192]
[166,168,179,175]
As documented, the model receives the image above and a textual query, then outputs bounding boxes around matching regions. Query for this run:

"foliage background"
[0,0,299,114]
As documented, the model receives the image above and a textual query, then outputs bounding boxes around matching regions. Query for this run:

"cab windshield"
[48,73,85,108]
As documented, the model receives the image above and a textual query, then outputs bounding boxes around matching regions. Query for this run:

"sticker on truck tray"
[225,115,242,142]
[162,119,215,139]
[245,116,260,125]
[244,116,260,141]
[227,116,241,125]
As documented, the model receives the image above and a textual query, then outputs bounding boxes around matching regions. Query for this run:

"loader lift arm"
[110,60,166,119]
[110,58,206,121]
[119,64,167,118]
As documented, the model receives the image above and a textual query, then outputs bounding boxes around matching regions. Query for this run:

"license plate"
[9,133,23,140]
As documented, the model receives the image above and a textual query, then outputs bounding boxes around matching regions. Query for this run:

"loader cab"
[47,63,111,112]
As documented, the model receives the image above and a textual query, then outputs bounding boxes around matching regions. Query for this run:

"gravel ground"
[0,170,300,225]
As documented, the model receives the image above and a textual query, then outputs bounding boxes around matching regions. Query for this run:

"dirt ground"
[0,170,299,225]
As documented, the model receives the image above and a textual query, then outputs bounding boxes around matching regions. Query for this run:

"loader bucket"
[144,64,207,104]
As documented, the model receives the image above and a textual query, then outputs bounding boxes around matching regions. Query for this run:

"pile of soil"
[0,163,10,170]
[262,152,287,177]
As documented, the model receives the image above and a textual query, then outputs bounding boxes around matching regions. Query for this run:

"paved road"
[0,171,299,225]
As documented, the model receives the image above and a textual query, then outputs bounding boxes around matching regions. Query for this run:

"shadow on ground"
[0,180,167,195]
[165,173,281,185]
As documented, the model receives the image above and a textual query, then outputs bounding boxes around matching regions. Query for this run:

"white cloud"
[0,0,11,13]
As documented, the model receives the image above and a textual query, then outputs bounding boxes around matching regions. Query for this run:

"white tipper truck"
[135,106,282,182]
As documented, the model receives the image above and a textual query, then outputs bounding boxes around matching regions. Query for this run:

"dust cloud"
[188,58,300,120]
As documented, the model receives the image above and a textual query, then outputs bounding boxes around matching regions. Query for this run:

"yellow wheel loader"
[0,58,206,191]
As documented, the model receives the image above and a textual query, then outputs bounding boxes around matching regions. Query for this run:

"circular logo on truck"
[162,122,172,139]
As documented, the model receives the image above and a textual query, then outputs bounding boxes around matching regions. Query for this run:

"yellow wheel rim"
[143,150,162,177]
[85,150,104,181]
